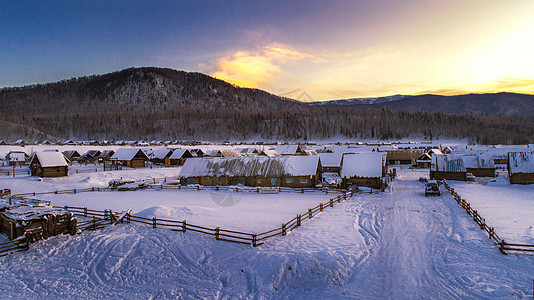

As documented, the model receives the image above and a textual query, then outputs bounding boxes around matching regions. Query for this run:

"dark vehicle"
[425,181,440,196]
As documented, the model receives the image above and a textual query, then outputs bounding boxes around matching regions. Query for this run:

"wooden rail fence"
[45,190,354,247]
[0,236,29,257]
[442,181,534,255]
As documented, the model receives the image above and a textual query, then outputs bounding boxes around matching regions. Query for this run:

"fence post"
[252,234,257,247]
[320,203,323,212]
[330,199,334,207]
[182,220,186,232]
[92,216,96,230]
[152,217,157,228]
[84,207,88,217]
[282,223,286,236]
[296,215,301,226]
[308,208,313,219]
[74,189,76,194]
[127,212,131,223]
[499,240,506,255]
[215,227,220,240]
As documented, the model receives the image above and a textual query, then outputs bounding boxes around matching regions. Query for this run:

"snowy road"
[0,169,533,298]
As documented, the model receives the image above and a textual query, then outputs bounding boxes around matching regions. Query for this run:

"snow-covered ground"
[447,175,534,244]
[0,168,533,298]
[39,190,334,233]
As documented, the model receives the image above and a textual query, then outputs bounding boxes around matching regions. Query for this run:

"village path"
[335,169,533,299]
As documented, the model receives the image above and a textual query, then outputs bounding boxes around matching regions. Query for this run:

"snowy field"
[448,176,534,244]
[0,168,533,298]
[38,190,334,233]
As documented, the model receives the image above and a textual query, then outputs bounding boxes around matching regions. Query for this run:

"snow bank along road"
[0,169,532,298]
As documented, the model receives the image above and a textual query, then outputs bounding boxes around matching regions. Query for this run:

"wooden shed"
[430,154,466,181]
[275,145,305,156]
[385,150,423,165]
[508,152,534,184]
[97,150,115,162]
[168,149,194,166]
[463,155,496,177]
[179,156,322,188]
[62,150,81,162]
[318,152,343,173]
[149,148,174,165]
[5,151,29,166]
[340,152,387,189]
[77,150,102,164]
[29,151,69,177]
[110,148,149,168]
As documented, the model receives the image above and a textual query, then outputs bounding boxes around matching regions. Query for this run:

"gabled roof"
[508,152,534,173]
[169,149,193,159]
[5,151,28,162]
[98,150,115,159]
[431,154,466,172]
[30,151,68,167]
[179,156,321,178]
[340,152,385,178]
[110,148,149,161]
[150,148,173,160]
[62,150,81,159]
[318,152,343,167]
[259,149,281,157]
[275,145,303,155]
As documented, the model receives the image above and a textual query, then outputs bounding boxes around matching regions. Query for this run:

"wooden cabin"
[318,152,343,173]
[168,149,194,166]
[149,148,174,165]
[62,150,81,162]
[508,152,534,184]
[258,149,281,157]
[77,150,102,164]
[29,151,69,177]
[207,149,241,158]
[340,152,387,189]
[430,154,466,181]
[463,155,496,177]
[385,150,422,165]
[110,148,149,168]
[97,150,115,162]
[4,151,29,167]
[179,156,322,188]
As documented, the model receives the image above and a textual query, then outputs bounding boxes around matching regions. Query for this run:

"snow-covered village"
[3,1,534,299]
[0,140,532,298]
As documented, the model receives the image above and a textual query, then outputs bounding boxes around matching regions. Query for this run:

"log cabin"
[340,152,387,189]
[508,152,534,184]
[29,151,69,177]
[168,149,194,166]
[110,148,149,168]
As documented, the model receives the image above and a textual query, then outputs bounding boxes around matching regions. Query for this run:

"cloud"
[199,43,313,88]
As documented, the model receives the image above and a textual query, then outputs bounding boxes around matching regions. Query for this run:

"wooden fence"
[0,236,28,257]
[50,190,354,247]
[442,181,534,255]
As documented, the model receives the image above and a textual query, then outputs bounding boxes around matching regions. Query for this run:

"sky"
[1,0,534,101]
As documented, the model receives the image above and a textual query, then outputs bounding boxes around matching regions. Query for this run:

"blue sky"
[2,1,534,100]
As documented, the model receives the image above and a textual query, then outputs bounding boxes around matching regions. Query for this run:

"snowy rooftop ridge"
[318,152,343,167]
[111,148,148,161]
[31,151,69,167]
[508,152,534,173]
[179,156,320,178]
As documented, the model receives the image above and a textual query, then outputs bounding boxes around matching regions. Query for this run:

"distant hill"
[0,67,532,144]
[0,67,306,115]
[313,93,534,116]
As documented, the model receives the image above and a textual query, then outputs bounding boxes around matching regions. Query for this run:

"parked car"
[425,181,440,196]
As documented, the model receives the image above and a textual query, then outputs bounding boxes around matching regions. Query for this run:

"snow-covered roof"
[179,156,320,178]
[169,149,193,159]
[508,152,534,174]
[259,149,281,157]
[31,151,68,167]
[318,153,343,167]
[275,145,303,155]
[462,155,495,169]
[340,153,385,178]
[5,151,28,162]
[150,148,173,160]
[431,154,466,172]
[427,149,443,156]
[110,148,148,161]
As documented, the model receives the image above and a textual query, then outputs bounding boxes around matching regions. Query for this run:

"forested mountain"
[0,67,533,144]
[313,93,534,116]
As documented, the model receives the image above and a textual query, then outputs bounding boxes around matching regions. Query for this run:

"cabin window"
[271,178,277,185]
[286,178,294,183]
[300,178,308,184]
